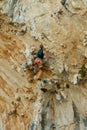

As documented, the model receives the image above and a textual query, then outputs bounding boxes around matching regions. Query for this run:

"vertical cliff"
[0,0,87,130]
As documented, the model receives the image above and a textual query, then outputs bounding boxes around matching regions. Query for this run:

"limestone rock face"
[0,0,87,130]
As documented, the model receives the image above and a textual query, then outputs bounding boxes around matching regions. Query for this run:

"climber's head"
[40,44,43,50]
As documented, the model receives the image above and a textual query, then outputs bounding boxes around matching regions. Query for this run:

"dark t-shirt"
[38,49,44,59]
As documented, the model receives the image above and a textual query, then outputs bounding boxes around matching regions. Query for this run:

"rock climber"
[22,44,47,80]
[33,44,47,80]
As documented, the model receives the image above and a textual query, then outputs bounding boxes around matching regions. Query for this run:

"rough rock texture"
[0,0,87,130]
